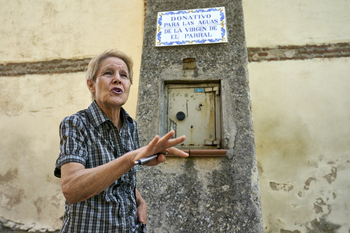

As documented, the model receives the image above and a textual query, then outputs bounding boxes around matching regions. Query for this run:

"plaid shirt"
[55,101,146,233]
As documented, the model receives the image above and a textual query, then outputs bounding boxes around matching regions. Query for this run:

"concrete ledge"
[167,149,227,157]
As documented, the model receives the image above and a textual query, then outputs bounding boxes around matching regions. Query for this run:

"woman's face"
[88,57,131,110]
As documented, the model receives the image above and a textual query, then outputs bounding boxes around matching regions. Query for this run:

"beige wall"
[0,73,91,229]
[0,0,143,117]
[243,0,350,47]
[243,0,350,232]
[249,58,350,232]
[0,0,144,231]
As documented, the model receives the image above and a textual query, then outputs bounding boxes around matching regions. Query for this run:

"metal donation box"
[165,83,221,149]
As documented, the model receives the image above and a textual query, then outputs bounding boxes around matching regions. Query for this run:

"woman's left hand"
[155,146,189,164]
[132,130,188,166]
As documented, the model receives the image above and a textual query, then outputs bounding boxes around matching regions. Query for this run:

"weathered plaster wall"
[0,0,143,62]
[249,59,350,232]
[243,0,350,47]
[0,73,90,231]
[0,0,144,231]
[0,0,143,117]
[243,0,350,232]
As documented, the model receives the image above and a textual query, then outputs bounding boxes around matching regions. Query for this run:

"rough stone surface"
[136,0,263,232]
[0,217,59,233]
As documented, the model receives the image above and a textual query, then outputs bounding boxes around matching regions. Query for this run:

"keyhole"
[196,104,203,111]
[176,111,186,121]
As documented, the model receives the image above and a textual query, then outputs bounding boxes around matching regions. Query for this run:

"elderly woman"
[54,49,188,232]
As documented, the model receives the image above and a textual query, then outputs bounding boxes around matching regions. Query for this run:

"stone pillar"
[136,0,263,232]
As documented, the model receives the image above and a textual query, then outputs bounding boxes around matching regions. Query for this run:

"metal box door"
[166,84,221,149]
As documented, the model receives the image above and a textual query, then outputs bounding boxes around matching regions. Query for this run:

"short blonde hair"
[86,49,134,100]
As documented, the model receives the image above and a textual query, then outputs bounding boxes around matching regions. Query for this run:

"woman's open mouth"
[112,87,123,94]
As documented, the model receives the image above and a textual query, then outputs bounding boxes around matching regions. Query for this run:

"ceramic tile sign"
[156,7,227,47]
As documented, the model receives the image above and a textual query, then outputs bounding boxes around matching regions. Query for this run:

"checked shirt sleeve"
[54,115,88,178]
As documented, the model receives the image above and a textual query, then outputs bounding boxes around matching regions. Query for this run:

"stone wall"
[136,0,263,232]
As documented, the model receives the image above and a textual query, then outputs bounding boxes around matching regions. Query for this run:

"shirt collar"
[87,101,133,128]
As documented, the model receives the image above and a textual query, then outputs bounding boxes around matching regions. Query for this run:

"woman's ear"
[87,79,95,94]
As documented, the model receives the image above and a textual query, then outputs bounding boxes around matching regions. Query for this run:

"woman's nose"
[112,73,121,83]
